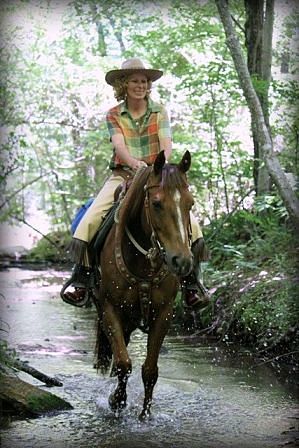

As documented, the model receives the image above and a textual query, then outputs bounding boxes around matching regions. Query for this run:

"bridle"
[125,173,192,268]
[124,181,165,269]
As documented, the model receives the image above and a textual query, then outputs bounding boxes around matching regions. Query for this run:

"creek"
[0,267,298,448]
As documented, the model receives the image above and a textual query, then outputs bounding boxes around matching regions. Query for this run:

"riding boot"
[60,264,94,307]
[181,237,210,308]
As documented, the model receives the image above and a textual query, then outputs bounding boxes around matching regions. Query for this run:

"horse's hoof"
[109,393,127,412]
[138,409,151,422]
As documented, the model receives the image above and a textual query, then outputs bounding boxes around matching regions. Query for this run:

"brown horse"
[93,150,194,420]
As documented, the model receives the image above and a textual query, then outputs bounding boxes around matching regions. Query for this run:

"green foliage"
[123,0,253,219]
[205,194,292,269]
[0,5,114,231]
[200,194,298,349]
[236,276,298,346]
[0,318,16,372]
[0,1,297,255]
[27,231,72,263]
[0,339,15,371]
[251,75,271,97]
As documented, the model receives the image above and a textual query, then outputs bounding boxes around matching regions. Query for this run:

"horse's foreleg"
[103,303,132,413]
[94,318,113,373]
[110,332,131,377]
[139,305,173,421]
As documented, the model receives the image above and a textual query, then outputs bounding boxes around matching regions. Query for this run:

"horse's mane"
[117,166,151,235]
[116,163,189,235]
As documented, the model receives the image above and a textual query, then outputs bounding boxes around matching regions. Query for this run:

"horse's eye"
[152,200,162,211]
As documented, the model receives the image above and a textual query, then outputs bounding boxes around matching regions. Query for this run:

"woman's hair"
[113,76,152,102]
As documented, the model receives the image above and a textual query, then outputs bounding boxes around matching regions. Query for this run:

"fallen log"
[12,359,63,387]
[0,374,73,417]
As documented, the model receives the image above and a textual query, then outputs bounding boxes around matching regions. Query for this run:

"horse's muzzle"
[165,252,193,277]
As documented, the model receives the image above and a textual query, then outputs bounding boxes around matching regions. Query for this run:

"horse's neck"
[127,205,152,250]
[117,168,151,243]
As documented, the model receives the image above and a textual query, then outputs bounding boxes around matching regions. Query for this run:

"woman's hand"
[130,159,147,171]
[111,135,147,171]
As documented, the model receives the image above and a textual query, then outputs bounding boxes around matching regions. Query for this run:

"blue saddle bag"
[70,198,94,235]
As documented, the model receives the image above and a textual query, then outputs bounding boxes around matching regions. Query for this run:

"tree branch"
[8,214,60,249]
[230,14,245,34]
[253,350,299,367]
[12,359,63,387]
[0,171,52,210]
[206,187,255,242]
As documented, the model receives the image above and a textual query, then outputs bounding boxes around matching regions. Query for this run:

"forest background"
[0,0,298,363]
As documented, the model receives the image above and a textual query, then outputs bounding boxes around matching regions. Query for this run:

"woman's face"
[126,73,148,100]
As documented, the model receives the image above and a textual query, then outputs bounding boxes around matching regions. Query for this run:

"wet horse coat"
[93,150,194,420]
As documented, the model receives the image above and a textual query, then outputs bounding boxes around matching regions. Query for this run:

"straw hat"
[105,57,163,86]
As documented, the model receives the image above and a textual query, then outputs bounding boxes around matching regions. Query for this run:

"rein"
[119,170,166,266]
[125,226,148,256]
[143,182,166,263]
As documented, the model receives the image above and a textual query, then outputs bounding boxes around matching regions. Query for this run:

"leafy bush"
[27,231,72,263]
[196,194,299,353]
[205,194,295,272]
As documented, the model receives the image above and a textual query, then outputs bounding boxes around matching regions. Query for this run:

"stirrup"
[60,278,90,308]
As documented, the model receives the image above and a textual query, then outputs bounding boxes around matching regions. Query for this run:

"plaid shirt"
[106,98,171,169]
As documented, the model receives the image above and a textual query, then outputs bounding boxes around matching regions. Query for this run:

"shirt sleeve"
[106,109,123,139]
[158,106,172,140]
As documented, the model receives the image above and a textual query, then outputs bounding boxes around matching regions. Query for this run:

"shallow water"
[0,267,298,448]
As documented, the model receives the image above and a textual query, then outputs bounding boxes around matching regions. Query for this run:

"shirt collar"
[120,98,162,115]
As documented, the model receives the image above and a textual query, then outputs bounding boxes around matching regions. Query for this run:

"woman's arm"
[158,107,172,161]
[160,136,172,161]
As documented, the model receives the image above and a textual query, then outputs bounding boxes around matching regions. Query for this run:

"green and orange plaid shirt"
[106,98,171,169]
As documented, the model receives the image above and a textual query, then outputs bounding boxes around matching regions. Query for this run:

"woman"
[63,58,209,308]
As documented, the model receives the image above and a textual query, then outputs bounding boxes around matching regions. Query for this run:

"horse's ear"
[154,150,166,175]
[179,150,191,173]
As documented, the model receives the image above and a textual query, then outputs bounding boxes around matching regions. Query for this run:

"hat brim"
[105,68,163,86]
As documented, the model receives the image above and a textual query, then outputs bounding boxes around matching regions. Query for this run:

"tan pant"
[74,173,203,244]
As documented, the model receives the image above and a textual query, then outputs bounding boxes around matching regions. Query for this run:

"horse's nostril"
[172,256,179,268]
[171,255,192,276]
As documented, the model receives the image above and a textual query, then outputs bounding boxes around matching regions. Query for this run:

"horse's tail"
[94,319,112,374]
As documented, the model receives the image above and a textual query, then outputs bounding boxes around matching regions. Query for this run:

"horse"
[93,150,195,420]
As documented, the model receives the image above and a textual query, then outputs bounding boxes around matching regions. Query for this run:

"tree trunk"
[215,0,299,231]
[244,0,274,194]
[259,0,274,194]
[89,4,107,56]
[108,17,126,53]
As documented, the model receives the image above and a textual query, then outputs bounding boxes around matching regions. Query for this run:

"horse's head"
[144,151,194,277]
